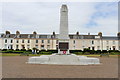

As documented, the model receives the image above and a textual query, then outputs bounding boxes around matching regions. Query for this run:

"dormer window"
[28,35,30,38]
[17,35,20,38]
[6,34,10,38]
[36,35,39,38]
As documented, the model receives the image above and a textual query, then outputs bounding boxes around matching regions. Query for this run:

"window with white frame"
[48,40,50,43]
[106,41,109,45]
[47,45,50,49]
[42,40,44,43]
[16,40,19,43]
[106,46,109,50]
[27,45,30,49]
[73,40,75,44]
[56,40,58,44]
[28,40,30,43]
[36,40,38,43]
[22,40,24,43]
[92,40,94,44]
[5,39,7,43]
[41,45,44,49]
[73,46,75,49]
[16,45,19,49]
[4,44,7,49]
[113,41,115,45]
[11,40,13,43]
[35,45,38,48]
[97,46,100,50]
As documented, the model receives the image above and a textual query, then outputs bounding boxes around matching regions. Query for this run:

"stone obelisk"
[58,4,70,54]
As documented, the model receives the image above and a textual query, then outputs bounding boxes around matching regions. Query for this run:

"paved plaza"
[2,56,118,78]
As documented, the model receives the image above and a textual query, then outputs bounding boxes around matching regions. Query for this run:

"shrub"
[20,49,26,51]
[89,50,95,54]
[96,50,101,54]
[69,50,82,53]
[47,50,58,53]
[110,52,120,55]
[109,50,120,53]
[27,49,32,52]
[73,52,83,55]
[40,51,52,54]
[15,49,19,51]
[101,50,108,53]
[2,49,7,51]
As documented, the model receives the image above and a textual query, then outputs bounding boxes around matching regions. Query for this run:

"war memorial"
[1,3,118,79]
[28,5,100,65]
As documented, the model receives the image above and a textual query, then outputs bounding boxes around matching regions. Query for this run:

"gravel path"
[2,56,118,78]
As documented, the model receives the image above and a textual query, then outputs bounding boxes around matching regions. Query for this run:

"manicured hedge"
[0,49,120,55]
[70,50,82,53]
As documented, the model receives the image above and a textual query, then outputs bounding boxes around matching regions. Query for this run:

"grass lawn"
[0,53,118,57]
[1,53,42,56]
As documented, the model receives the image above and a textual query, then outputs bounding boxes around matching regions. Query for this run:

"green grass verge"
[0,53,119,57]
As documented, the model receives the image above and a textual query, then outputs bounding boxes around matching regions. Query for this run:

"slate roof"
[102,36,118,40]
[0,34,118,40]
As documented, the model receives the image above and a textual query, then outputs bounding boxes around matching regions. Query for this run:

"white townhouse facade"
[0,31,120,51]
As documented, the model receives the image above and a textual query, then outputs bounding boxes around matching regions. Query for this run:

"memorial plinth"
[28,54,100,65]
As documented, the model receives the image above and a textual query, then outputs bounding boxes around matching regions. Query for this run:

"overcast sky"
[1,2,118,36]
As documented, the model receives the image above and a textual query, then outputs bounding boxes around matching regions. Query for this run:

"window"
[11,40,13,43]
[92,46,95,50]
[22,40,24,43]
[97,46,100,50]
[73,40,75,44]
[16,40,19,43]
[21,45,25,49]
[106,46,109,50]
[40,35,47,38]
[47,45,50,49]
[28,40,30,43]
[16,45,19,49]
[27,45,30,49]
[92,40,94,44]
[48,40,50,43]
[97,41,100,44]
[42,40,44,43]
[88,47,90,50]
[5,39,7,43]
[74,46,75,49]
[112,46,116,50]
[113,41,115,45]
[106,41,109,45]
[82,46,85,48]
[10,45,13,49]
[56,40,58,44]
[35,45,38,48]
[4,44,7,49]
[41,45,44,49]
[36,40,38,43]
[56,45,58,50]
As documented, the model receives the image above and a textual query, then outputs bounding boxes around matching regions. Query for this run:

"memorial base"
[27,54,100,65]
